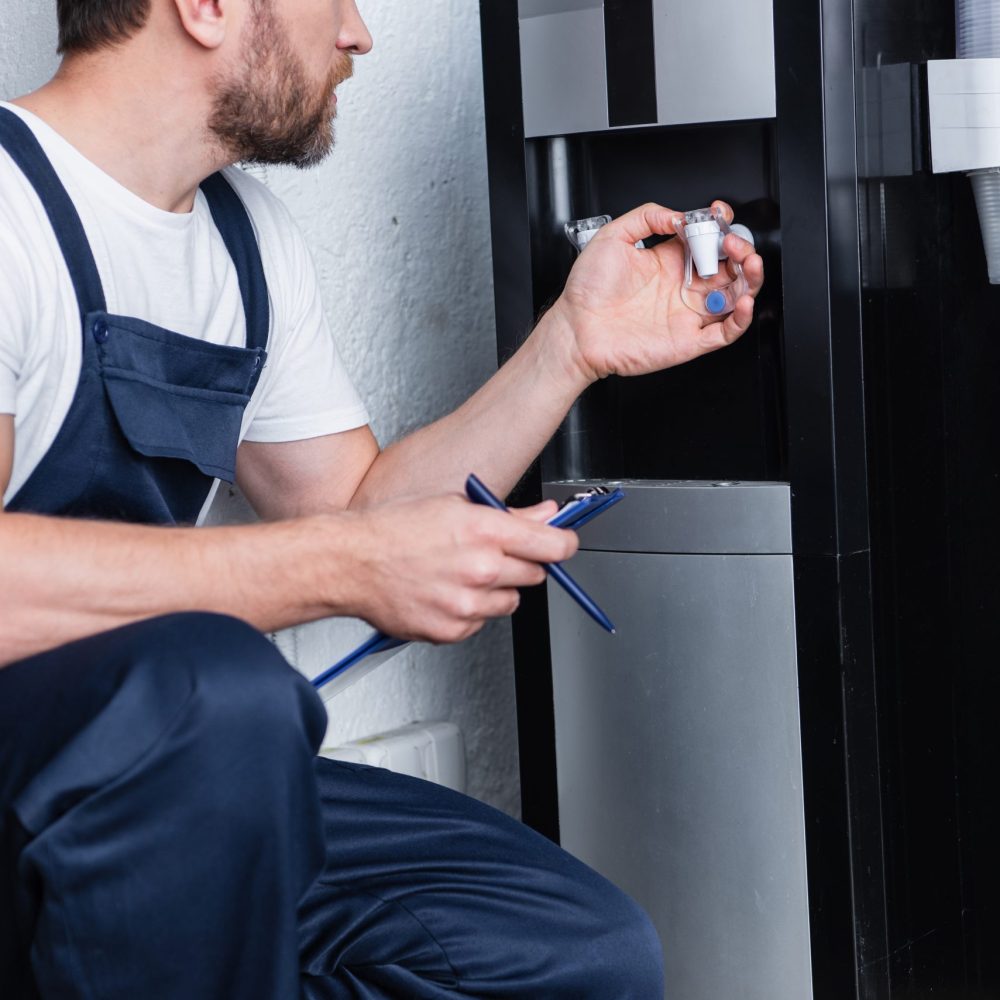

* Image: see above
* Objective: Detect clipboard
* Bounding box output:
[310,484,625,698]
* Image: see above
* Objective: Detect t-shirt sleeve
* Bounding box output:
[0,225,30,417]
[235,176,369,443]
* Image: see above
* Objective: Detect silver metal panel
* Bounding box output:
[519,8,609,139]
[651,0,776,126]
[548,548,812,1000]
[519,0,603,17]
[544,480,792,554]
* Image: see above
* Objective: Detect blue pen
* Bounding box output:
[313,483,623,691]
[465,474,616,635]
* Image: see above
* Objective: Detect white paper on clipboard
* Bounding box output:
[314,641,411,702]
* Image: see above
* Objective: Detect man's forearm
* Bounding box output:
[351,306,591,507]
[2,490,579,667]
[0,512,351,666]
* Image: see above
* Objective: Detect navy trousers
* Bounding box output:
[0,614,664,998]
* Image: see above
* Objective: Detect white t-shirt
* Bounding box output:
[0,102,369,517]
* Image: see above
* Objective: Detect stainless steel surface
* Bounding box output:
[518,5,609,139]
[651,0,776,127]
[518,0,603,16]
[519,1,775,139]
[546,479,792,554]
[545,481,812,999]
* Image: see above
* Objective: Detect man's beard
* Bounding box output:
[209,5,352,168]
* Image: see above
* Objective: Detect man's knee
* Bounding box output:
[108,612,327,764]
[7,612,326,852]
[572,880,664,999]
[613,896,665,998]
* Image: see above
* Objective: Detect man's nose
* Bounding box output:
[340,0,373,55]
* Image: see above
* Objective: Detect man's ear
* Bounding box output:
[171,0,230,50]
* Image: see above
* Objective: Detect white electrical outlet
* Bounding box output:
[320,722,466,794]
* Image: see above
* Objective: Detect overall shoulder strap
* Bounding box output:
[200,172,270,353]
[0,107,107,317]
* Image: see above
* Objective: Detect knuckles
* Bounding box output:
[443,620,477,644]
[463,553,502,587]
[379,497,581,643]
[424,613,479,645]
[447,591,482,623]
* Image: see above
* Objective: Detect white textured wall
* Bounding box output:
[3,2,522,815]
[0,6,58,95]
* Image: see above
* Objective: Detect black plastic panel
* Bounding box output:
[603,0,658,127]
[855,2,1000,996]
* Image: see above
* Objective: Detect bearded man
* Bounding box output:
[0,1,763,997]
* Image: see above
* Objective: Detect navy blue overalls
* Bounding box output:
[0,108,663,999]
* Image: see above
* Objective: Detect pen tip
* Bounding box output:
[610,628,617,636]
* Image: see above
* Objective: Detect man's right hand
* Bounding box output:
[0,464,573,664]
[333,494,577,644]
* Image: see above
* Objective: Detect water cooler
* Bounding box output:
[480,1,1000,997]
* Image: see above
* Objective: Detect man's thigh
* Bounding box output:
[301,758,664,999]
[1,618,209,996]
[1,614,327,1000]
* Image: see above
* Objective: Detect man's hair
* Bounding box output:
[56,0,151,55]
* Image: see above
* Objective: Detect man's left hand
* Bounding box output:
[551,200,764,384]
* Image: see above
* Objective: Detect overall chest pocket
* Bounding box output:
[93,312,266,483]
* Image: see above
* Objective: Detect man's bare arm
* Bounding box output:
[237,425,380,519]
[234,327,574,519]
[0,415,575,667]
[355,205,763,506]
[237,203,764,519]
[351,306,587,506]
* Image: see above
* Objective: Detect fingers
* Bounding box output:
[723,233,764,296]
[358,495,579,645]
[710,199,735,224]
[427,556,543,644]
[607,200,764,302]
[464,504,576,561]
[742,249,765,296]
[605,201,746,257]
[490,513,579,564]
[509,499,559,523]
[441,587,523,642]
[478,588,523,620]
[495,555,548,589]
[700,293,756,349]
[605,202,683,246]
[459,546,550,588]
[723,232,753,261]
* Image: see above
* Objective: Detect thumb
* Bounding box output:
[510,500,560,523]
[603,202,682,246]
